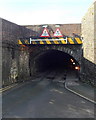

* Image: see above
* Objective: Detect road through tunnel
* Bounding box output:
[29,48,81,80]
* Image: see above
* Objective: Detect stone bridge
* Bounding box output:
[0,1,96,87]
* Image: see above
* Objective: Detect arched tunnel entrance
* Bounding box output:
[29,49,80,80]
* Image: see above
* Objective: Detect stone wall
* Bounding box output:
[81,2,96,86]
[80,58,96,85]
[82,1,96,65]
[0,18,2,89]
[1,18,34,87]
[94,1,96,86]
[0,18,2,119]
[94,2,96,64]
[82,3,94,63]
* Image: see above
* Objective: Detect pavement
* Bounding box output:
[65,75,95,104]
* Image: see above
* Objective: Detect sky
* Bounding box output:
[0,0,94,25]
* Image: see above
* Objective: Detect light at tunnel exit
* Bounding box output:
[70,59,74,63]
[75,66,80,70]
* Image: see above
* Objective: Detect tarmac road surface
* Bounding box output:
[2,71,94,118]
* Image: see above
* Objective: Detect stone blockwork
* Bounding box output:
[1,18,35,87]
[81,58,96,85]
[94,2,96,64]
[24,24,81,38]
[2,19,35,43]
[0,18,2,88]
[81,1,96,86]
[82,3,95,63]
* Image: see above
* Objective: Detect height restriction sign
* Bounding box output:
[53,28,63,37]
[40,28,50,37]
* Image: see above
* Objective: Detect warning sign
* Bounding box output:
[53,28,63,37]
[40,28,50,37]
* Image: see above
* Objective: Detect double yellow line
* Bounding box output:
[0,84,18,93]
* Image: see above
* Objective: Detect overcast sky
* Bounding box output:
[0,0,94,25]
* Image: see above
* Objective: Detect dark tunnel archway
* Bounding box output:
[29,49,80,78]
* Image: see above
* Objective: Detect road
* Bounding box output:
[2,71,94,118]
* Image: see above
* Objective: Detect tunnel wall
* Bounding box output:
[1,18,34,87]
[81,1,96,86]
